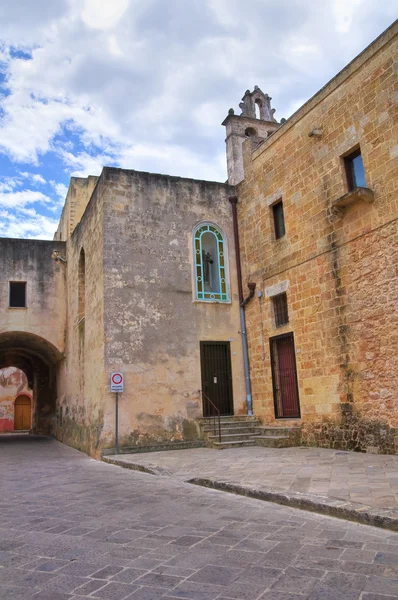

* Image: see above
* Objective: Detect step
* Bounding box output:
[210,439,258,449]
[203,425,260,434]
[207,432,261,441]
[255,435,295,448]
[199,415,258,423]
[256,426,300,437]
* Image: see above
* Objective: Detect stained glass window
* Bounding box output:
[194,224,229,302]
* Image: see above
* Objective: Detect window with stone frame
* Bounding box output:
[193,223,229,302]
[9,282,26,308]
[272,200,286,239]
[344,147,366,191]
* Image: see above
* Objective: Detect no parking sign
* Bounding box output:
[110,371,124,392]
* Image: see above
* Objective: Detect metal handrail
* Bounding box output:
[201,390,222,443]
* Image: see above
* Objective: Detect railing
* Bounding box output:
[201,390,222,443]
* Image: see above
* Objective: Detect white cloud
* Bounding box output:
[0,0,395,238]
[0,208,58,239]
[0,189,51,209]
[81,0,130,30]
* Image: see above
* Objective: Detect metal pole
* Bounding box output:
[115,392,119,454]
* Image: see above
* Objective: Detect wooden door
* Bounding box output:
[270,333,300,418]
[14,396,32,430]
[200,342,233,416]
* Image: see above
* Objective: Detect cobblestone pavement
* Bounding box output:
[1,435,398,600]
[107,447,398,513]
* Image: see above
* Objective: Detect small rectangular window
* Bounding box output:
[9,282,26,308]
[272,201,285,239]
[344,148,366,191]
[273,293,289,327]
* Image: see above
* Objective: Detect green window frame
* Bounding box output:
[194,224,229,302]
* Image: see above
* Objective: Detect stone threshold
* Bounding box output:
[103,455,398,533]
[101,440,205,456]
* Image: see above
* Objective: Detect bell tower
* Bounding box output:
[222,86,283,185]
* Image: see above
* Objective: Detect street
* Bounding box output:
[1,435,398,600]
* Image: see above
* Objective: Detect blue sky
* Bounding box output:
[0,0,396,239]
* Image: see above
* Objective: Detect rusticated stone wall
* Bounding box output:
[237,23,398,453]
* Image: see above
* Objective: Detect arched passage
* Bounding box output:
[0,332,62,436]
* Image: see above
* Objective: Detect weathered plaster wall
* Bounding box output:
[0,367,31,432]
[56,176,105,456]
[0,239,66,353]
[237,24,398,452]
[54,176,98,242]
[100,168,245,449]
[0,238,66,434]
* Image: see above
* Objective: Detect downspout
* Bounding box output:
[229,196,256,416]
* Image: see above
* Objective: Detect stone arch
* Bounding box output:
[0,332,63,435]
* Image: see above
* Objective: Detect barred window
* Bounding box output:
[273,293,289,327]
[194,223,229,302]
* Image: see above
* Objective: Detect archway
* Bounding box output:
[0,332,62,436]
[14,395,32,431]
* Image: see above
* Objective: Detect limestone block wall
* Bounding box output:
[100,168,245,449]
[54,176,98,242]
[237,23,398,453]
[56,176,106,455]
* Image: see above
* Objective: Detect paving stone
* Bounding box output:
[364,576,398,596]
[163,580,223,600]
[111,567,148,583]
[2,437,398,600]
[362,595,398,600]
[128,588,168,600]
[59,561,106,577]
[92,582,140,599]
[91,566,125,579]
[308,585,361,600]
[134,573,184,589]
[270,573,317,594]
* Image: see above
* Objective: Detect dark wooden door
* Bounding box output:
[270,333,300,418]
[14,396,32,430]
[200,342,233,416]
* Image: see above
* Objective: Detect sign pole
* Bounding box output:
[115,391,119,455]
[110,372,124,455]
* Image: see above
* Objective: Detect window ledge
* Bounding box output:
[333,187,374,210]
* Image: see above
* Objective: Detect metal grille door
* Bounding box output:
[200,342,233,416]
[270,334,300,418]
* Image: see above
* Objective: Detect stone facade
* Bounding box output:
[231,22,398,453]
[0,21,396,456]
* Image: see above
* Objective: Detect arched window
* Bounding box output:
[78,248,85,321]
[245,127,257,137]
[194,224,229,302]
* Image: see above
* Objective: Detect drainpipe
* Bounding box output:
[229,196,256,416]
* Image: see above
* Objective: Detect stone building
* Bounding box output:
[0,170,247,455]
[0,21,396,455]
[226,21,398,453]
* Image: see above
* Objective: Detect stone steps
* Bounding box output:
[200,415,301,450]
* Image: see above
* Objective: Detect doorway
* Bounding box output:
[270,333,300,418]
[200,341,233,416]
[14,395,32,431]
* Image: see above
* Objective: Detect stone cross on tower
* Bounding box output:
[222,86,283,185]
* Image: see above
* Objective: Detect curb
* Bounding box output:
[102,457,398,532]
[189,478,398,532]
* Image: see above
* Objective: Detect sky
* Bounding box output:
[0,1,396,240]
